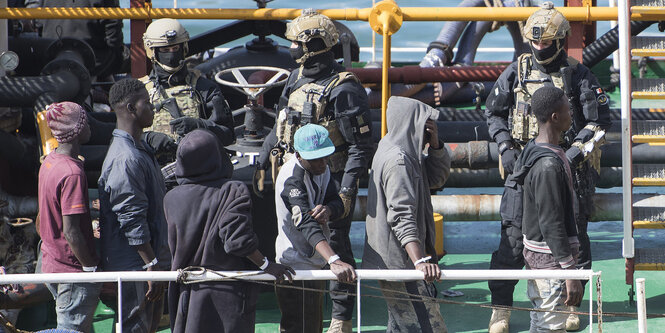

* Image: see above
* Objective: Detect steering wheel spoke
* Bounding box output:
[215,66,290,101]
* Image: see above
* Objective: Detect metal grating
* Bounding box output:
[633,207,665,228]
[633,164,665,186]
[633,120,665,136]
[633,79,665,93]
[632,0,665,6]
[634,248,665,271]
[632,36,665,50]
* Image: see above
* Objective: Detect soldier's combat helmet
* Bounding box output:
[143,18,190,72]
[285,9,339,64]
[523,2,570,65]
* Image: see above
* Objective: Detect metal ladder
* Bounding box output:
[619,0,665,302]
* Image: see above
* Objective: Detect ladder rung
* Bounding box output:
[634,248,665,271]
[633,220,665,228]
[632,49,665,57]
[633,120,665,142]
[633,135,665,143]
[633,165,665,186]
[632,92,665,99]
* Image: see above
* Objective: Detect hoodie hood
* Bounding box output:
[175,129,233,186]
[507,140,559,186]
[381,96,439,162]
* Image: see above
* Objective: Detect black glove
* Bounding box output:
[500,148,520,175]
[142,131,177,156]
[208,95,233,128]
[566,145,584,168]
[169,117,205,136]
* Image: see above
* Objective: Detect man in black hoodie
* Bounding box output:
[485,3,609,331]
[515,86,583,332]
[164,129,294,333]
[257,9,373,333]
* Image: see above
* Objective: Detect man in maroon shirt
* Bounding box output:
[38,101,100,332]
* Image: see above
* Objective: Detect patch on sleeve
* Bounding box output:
[291,205,303,227]
[289,188,302,198]
[595,87,608,105]
[396,152,405,165]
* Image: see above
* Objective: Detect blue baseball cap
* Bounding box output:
[294,124,336,160]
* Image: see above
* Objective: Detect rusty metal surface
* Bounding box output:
[353,193,664,222]
[347,65,507,84]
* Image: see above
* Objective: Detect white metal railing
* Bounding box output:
[0,269,601,333]
[619,0,634,259]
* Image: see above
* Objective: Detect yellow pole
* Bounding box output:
[369,0,402,137]
[2,6,656,21]
[381,28,390,137]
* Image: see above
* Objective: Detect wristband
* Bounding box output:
[82,266,97,272]
[328,254,341,265]
[142,258,158,270]
[259,257,270,270]
[414,256,432,266]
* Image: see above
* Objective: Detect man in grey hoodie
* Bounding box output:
[363,96,451,332]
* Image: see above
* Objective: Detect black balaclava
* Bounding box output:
[156,49,184,69]
[530,39,567,74]
[298,39,336,78]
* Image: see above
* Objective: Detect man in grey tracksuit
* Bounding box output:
[363,96,451,332]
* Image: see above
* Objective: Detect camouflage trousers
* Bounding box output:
[379,280,447,333]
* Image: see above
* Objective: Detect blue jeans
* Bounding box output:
[46,282,102,332]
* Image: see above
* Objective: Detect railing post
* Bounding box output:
[117,277,123,333]
[636,278,647,333]
[356,278,362,332]
[368,0,402,137]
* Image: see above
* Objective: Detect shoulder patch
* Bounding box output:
[289,188,302,198]
[594,87,609,105]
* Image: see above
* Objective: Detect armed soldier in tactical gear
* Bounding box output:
[141,18,234,166]
[484,3,610,333]
[257,9,373,333]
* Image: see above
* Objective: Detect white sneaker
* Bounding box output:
[566,306,581,331]
[488,309,511,333]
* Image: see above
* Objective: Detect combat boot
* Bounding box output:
[566,306,580,331]
[327,318,352,333]
[488,308,511,333]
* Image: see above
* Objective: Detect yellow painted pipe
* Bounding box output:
[382,29,390,137]
[0,6,660,21]
[0,7,371,20]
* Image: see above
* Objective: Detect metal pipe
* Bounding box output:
[0,190,38,218]
[382,29,389,137]
[618,0,634,260]
[636,278,647,333]
[1,6,655,21]
[352,193,664,222]
[0,269,595,284]
[348,65,505,84]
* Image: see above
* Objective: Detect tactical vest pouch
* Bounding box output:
[512,102,533,142]
[321,119,348,173]
[500,178,524,229]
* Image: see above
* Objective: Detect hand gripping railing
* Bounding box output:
[0,269,601,332]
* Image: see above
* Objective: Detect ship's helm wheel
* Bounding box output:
[214,66,290,102]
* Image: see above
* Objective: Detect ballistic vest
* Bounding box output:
[141,70,203,139]
[276,71,358,173]
[511,54,578,142]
